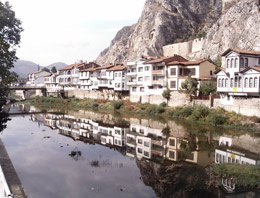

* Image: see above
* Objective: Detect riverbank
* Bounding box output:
[20,96,260,131]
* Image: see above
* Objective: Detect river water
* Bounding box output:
[1,104,260,198]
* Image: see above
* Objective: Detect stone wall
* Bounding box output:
[214,98,260,117]
[130,91,188,107]
[162,38,204,59]
[67,89,129,101]
[192,100,211,108]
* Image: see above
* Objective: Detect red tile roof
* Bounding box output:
[241,66,260,73]
[222,48,260,56]
[107,64,126,71]
[95,63,114,70]
[80,67,97,72]
[144,55,188,64]
[167,59,207,66]
[214,67,226,74]
[59,62,85,71]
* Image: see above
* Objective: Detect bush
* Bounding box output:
[208,112,227,125]
[189,105,209,121]
[113,101,123,110]
[170,106,193,117]
[146,104,165,115]
[160,102,167,108]
[199,81,217,96]
[92,103,99,109]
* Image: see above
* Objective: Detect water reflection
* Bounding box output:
[3,103,260,197]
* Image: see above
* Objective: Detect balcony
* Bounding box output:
[127,70,137,76]
[152,80,166,86]
[127,80,137,86]
[152,70,165,76]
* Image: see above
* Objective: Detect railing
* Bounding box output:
[152,70,165,75]
[0,165,13,198]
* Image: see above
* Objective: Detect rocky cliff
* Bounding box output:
[96,0,222,65]
[96,0,260,65]
[200,0,260,60]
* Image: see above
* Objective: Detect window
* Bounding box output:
[222,79,224,88]
[227,59,230,68]
[144,141,149,147]
[170,81,176,89]
[144,151,149,157]
[140,129,144,134]
[140,87,144,92]
[240,58,244,68]
[249,77,253,88]
[235,58,238,68]
[245,77,248,88]
[218,78,221,87]
[234,77,238,87]
[132,87,136,92]
[190,68,196,76]
[170,68,176,75]
[169,151,175,159]
[210,70,213,76]
[137,148,142,154]
[138,77,143,82]
[230,78,233,87]
[231,58,233,68]
[169,139,175,147]
[225,78,228,87]
[145,76,150,81]
[258,58,260,65]
[245,58,248,67]
[138,139,142,144]
[145,66,150,71]
[238,77,242,88]
[254,77,258,88]
[138,67,143,72]
[132,127,136,132]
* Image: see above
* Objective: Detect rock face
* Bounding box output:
[96,0,222,65]
[96,0,260,65]
[201,0,260,60]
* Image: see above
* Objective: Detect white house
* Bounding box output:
[44,73,61,96]
[27,70,50,87]
[127,55,187,96]
[167,59,215,91]
[216,48,260,105]
[58,62,84,90]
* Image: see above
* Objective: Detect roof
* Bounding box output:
[144,55,188,64]
[222,48,260,56]
[240,66,260,73]
[167,59,208,66]
[95,63,114,70]
[107,64,126,71]
[59,62,85,71]
[80,67,97,72]
[214,67,226,74]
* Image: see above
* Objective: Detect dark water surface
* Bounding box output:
[1,104,260,198]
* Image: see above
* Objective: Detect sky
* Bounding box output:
[6,0,146,66]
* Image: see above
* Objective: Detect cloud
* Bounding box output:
[5,0,146,65]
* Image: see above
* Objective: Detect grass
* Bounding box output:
[22,96,260,130]
[212,164,260,188]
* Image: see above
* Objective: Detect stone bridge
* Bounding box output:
[8,86,47,100]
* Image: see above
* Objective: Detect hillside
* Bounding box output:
[12,60,67,78]
[96,0,260,64]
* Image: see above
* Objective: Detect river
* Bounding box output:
[0,103,260,198]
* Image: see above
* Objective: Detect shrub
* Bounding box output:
[113,101,123,110]
[208,112,227,125]
[160,102,167,108]
[162,89,171,100]
[199,81,217,96]
[92,103,99,109]
[189,105,209,121]
[146,104,165,115]
[170,106,193,117]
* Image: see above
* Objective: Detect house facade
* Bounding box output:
[27,70,50,87]
[167,59,215,91]
[44,73,61,96]
[126,55,187,96]
[216,48,260,104]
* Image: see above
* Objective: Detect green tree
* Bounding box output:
[180,76,198,96]
[42,67,50,72]
[51,66,57,73]
[162,88,171,105]
[208,56,222,70]
[0,1,23,89]
[199,81,217,96]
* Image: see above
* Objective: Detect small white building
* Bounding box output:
[27,70,50,87]
[127,55,187,96]
[216,48,260,105]
[44,73,61,96]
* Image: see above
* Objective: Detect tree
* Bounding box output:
[199,81,217,96]
[208,56,222,70]
[51,66,57,73]
[162,88,171,105]
[0,1,23,89]
[42,67,50,72]
[180,76,198,96]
